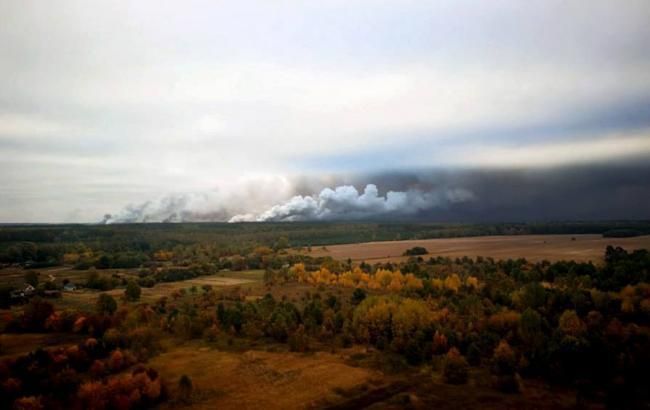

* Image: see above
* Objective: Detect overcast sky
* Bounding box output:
[1,1,650,222]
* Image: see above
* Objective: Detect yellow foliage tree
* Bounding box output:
[465,276,480,290]
[444,274,461,292]
[404,273,424,291]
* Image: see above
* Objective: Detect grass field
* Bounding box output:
[303,234,650,263]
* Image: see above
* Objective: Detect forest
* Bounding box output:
[2,221,650,268]
[0,223,648,409]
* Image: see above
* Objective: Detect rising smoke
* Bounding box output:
[103,182,475,224]
[228,184,474,222]
[103,193,230,223]
[102,176,296,223]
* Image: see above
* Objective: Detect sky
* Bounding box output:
[1,0,650,223]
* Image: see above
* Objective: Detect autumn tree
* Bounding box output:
[491,340,519,392]
[558,310,586,337]
[442,348,469,384]
[22,298,54,331]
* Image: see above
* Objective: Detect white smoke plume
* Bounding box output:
[103,176,295,223]
[104,193,226,223]
[228,184,475,222]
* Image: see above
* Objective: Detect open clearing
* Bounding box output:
[304,234,650,263]
[151,344,381,410]
[49,270,263,309]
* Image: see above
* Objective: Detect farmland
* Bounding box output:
[304,234,650,263]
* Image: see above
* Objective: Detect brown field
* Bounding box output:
[304,234,650,264]
[151,344,381,410]
[150,342,580,410]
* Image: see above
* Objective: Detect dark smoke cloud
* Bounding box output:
[350,161,650,221]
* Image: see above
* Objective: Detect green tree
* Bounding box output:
[519,308,543,348]
[96,293,117,315]
[124,280,141,302]
[351,288,367,305]
[520,282,546,310]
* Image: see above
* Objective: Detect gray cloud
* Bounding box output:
[1,1,650,222]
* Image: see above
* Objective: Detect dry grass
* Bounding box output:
[303,234,650,264]
[151,344,381,410]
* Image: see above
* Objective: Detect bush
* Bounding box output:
[492,340,520,392]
